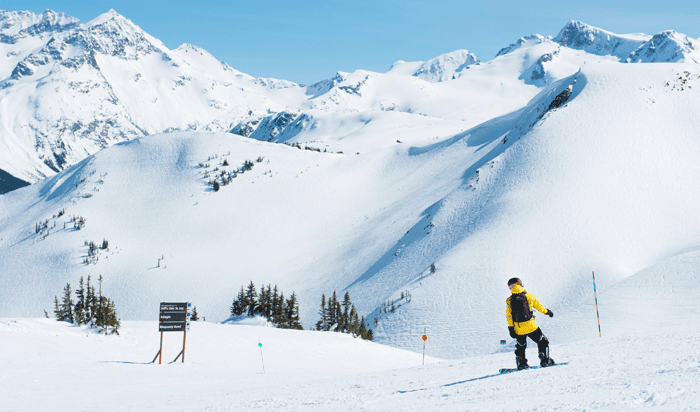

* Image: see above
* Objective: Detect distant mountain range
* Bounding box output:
[0,10,697,188]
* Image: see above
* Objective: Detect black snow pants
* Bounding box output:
[514,327,550,359]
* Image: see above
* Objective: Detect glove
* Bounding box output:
[546,309,554,318]
[508,326,517,339]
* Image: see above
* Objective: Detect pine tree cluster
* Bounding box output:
[315,291,373,340]
[230,281,303,330]
[201,154,262,191]
[53,275,121,335]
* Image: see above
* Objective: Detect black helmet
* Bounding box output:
[507,277,522,287]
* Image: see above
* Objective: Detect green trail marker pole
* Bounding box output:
[258,341,266,373]
[593,271,602,338]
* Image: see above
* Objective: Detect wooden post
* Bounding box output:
[173,331,187,363]
[182,330,187,363]
[593,271,602,338]
[152,331,163,364]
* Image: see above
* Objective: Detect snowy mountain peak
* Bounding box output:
[412,49,478,82]
[553,20,649,60]
[386,49,478,82]
[84,9,127,28]
[0,10,37,35]
[554,20,599,43]
[628,30,700,63]
[306,72,346,95]
[0,9,79,38]
[495,34,547,57]
[80,9,166,60]
[175,42,206,53]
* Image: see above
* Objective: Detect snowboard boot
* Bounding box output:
[539,352,555,367]
[516,356,530,370]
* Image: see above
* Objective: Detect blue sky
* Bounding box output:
[4,0,700,84]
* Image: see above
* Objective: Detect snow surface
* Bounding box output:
[2,314,699,411]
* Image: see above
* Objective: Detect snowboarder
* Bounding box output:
[506,277,555,370]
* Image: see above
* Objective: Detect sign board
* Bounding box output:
[159,302,191,332]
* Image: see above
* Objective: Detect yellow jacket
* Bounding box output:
[506,284,549,335]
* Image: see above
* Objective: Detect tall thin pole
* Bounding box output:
[258,340,266,373]
[593,271,602,338]
[422,327,427,365]
[182,330,187,363]
[152,331,163,364]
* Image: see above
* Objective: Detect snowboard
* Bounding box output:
[499,361,569,374]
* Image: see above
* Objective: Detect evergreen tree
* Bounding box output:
[191,306,200,321]
[341,291,352,332]
[271,285,280,322]
[85,275,96,324]
[358,316,368,340]
[328,291,338,330]
[333,296,342,331]
[59,283,74,323]
[349,305,360,335]
[230,286,247,316]
[53,296,62,320]
[92,275,120,334]
[285,292,303,330]
[315,290,372,340]
[244,281,258,316]
[315,294,327,331]
[273,291,287,327]
[258,284,273,318]
[74,277,86,325]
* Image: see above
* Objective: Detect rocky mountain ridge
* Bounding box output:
[0,11,698,185]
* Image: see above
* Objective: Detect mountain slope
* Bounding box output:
[371,62,700,357]
[2,61,700,360]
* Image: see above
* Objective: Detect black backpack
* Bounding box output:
[510,292,533,323]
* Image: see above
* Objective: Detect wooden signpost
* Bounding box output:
[152,302,191,364]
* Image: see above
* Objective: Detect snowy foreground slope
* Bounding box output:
[2,61,700,362]
[2,310,699,411]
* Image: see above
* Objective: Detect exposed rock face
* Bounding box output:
[553,21,648,61]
